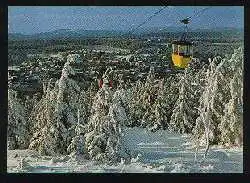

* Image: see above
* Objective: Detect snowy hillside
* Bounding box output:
[7,127,242,173]
[7,47,243,173]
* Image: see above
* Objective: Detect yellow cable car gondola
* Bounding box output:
[171,40,193,69]
[171,18,193,69]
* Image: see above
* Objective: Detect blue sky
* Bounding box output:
[8,6,244,35]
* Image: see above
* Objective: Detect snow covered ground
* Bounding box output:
[7,127,243,173]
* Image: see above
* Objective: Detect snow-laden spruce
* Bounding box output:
[193,47,243,157]
[29,57,82,155]
[169,66,201,134]
[128,67,164,130]
[127,80,145,127]
[28,80,60,155]
[67,103,87,160]
[148,78,168,131]
[159,74,180,129]
[127,67,179,131]
[84,73,130,164]
[218,47,243,146]
[66,86,98,159]
[193,58,222,157]
[8,89,30,149]
[140,67,158,128]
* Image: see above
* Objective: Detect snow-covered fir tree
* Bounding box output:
[84,70,129,164]
[169,70,192,133]
[8,89,30,149]
[160,74,180,128]
[29,56,81,155]
[66,84,98,158]
[146,79,168,131]
[24,94,40,138]
[127,67,179,131]
[207,57,231,145]
[193,56,227,157]
[169,64,202,134]
[112,74,129,126]
[127,80,145,127]
[218,47,243,146]
[67,106,87,159]
[29,80,59,155]
[192,47,243,157]
[140,67,159,128]
[23,94,39,118]
[108,86,130,161]
[83,82,99,121]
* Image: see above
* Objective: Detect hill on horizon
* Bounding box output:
[8,27,244,41]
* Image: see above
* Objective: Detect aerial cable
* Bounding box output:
[153,4,212,32]
[122,6,169,37]
[184,6,212,23]
[192,7,212,19]
[120,5,212,40]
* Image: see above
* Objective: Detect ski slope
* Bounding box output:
[7,127,243,173]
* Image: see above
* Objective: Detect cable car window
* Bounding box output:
[172,44,178,54]
[178,45,185,55]
[190,46,193,56]
[185,45,190,56]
